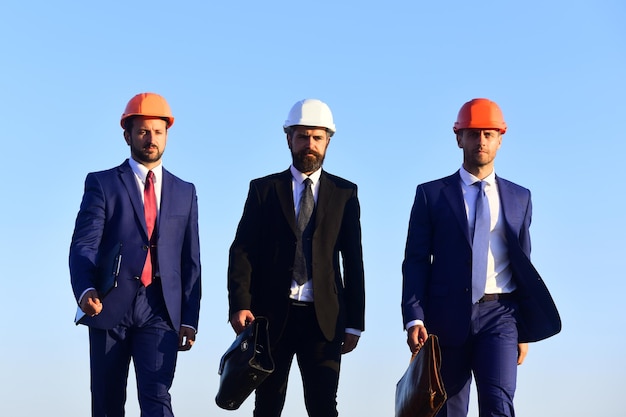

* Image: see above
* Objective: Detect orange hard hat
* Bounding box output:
[120,93,174,129]
[453,98,507,134]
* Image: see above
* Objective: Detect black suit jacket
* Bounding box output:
[228,169,365,342]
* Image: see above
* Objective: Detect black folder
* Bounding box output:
[74,243,122,324]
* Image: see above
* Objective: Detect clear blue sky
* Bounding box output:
[1,1,624,416]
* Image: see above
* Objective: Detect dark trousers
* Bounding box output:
[254,302,342,417]
[88,282,179,417]
[437,299,519,417]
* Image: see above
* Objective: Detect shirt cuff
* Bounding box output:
[345,328,361,337]
[405,319,424,331]
[181,324,197,334]
[78,288,96,305]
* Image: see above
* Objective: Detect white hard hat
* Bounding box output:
[283,99,336,135]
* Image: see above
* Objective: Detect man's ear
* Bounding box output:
[124,131,131,145]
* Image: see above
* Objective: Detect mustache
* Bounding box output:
[297,149,322,158]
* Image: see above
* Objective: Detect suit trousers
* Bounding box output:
[436,299,519,417]
[254,301,342,417]
[88,281,179,417]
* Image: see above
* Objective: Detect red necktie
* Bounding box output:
[141,170,157,287]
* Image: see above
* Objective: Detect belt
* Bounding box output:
[290,300,313,307]
[478,293,515,303]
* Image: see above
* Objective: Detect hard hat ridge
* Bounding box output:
[453,98,507,134]
[120,92,175,129]
[283,98,336,136]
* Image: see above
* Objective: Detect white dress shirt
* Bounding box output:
[459,167,516,296]
[128,157,163,216]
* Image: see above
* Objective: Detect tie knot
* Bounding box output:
[303,178,312,187]
[475,180,486,193]
[146,170,154,182]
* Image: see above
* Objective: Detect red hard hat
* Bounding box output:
[453,98,507,134]
[120,93,174,129]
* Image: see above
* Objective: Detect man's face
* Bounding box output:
[124,116,168,168]
[456,128,502,172]
[287,126,330,175]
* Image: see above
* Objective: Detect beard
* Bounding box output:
[292,148,325,173]
[130,142,164,165]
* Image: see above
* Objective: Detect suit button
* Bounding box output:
[134,276,140,280]
[142,245,149,251]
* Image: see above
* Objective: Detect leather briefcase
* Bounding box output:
[395,334,447,417]
[215,317,275,410]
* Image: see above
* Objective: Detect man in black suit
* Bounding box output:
[228,99,365,417]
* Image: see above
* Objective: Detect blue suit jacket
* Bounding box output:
[402,171,560,344]
[70,160,201,331]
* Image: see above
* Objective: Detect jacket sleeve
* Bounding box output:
[401,184,432,326]
[69,173,106,302]
[180,184,202,331]
[227,181,261,316]
[338,186,366,332]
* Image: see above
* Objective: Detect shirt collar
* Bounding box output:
[459,166,496,187]
[128,157,163,184]
[290,165,322,185]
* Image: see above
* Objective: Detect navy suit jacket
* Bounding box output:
[402,171,560,345]
[228,169,365,343]
[70,160,201,331]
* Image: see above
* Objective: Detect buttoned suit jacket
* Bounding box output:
[228,169,365,343]
[402,171,560,345]
[70,159,201,331]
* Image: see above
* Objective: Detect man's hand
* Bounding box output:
[79,290,102,317]
[230,310,255,334]
[517,343,528,365]
[341,333,360,354]
[407,324,429,353]
[178,326,196,351]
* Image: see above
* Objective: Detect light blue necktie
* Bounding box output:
[472,181,490,303]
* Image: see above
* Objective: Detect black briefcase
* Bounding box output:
[215,317,275,410]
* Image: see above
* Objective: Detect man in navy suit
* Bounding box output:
[228,99,365,417]
[70,93,202,417]
[402,98,560,416]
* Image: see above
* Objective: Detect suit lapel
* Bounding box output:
[315,171,335,229]
[159,169,174,235]
[442,171,471,245]
[276,170,297,233]
[496,176,524,233]
[118,160,149,237]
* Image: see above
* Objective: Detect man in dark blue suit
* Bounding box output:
[402,98,560,416]
[70,93,202,417]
